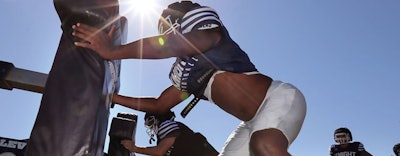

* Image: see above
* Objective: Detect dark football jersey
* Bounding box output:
[330,142,366,156]
[156,120,216,156]
[164,6,257,97]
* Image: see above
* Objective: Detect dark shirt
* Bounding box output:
[166,6,257,97]
[157,120,216,156]
[330,142,366,156]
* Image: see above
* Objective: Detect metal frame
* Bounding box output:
[0,60,47,93]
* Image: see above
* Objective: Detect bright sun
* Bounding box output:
[127,0,159,15]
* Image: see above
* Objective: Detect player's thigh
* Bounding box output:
[250,128,292,156]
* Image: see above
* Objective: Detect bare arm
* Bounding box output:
[112,85,190,114]
[72,23,221,60]
[121,137,176,156]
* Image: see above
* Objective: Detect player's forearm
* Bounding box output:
[132,146,165,156]
[112,94,158,112]
[111,43,142,60]
[117,35,177,59]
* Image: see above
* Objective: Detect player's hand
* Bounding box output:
[121,139,137,152]
[72,23,116,59]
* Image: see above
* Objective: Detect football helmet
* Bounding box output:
[394,143,400,156]
[144,111,176,143]
[158,1,200,35]
[334,127,353,144]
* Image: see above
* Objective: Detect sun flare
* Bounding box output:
[127,0,159,15]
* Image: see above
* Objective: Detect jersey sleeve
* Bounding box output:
[180,6,223,34]
[356,142,366,151]
[329,145,335,155]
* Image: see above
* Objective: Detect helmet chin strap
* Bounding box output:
[146,122,159,144]
[149,134,156,144]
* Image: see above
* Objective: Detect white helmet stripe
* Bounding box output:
[158,120,179,139]
[182,16,220,34]
[182,12,218,29]
[181,7,221,34]
[182,10,218,27]
[182,7,218,20]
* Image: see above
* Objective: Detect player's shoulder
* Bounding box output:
[329,144,337,150]
[350,141,367,151]
[351,141,363,146]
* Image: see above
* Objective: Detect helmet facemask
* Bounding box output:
[158,1,200,35]
[334,132,352,144]
[145,115,158,144]
[158,14,181,35]
[144,111,176,144]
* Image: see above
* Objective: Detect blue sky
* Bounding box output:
[1,0,400,155]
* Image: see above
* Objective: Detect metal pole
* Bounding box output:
[0,61,47,93]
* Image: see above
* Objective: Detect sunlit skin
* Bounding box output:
[72,23,271,121]
[71,2,292,155]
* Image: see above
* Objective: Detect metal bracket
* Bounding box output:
[0,60,48,93]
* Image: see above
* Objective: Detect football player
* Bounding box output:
[329,127,372,156]
[393,143,400,156]
[120,111,218,156]
[72,1,307,155]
